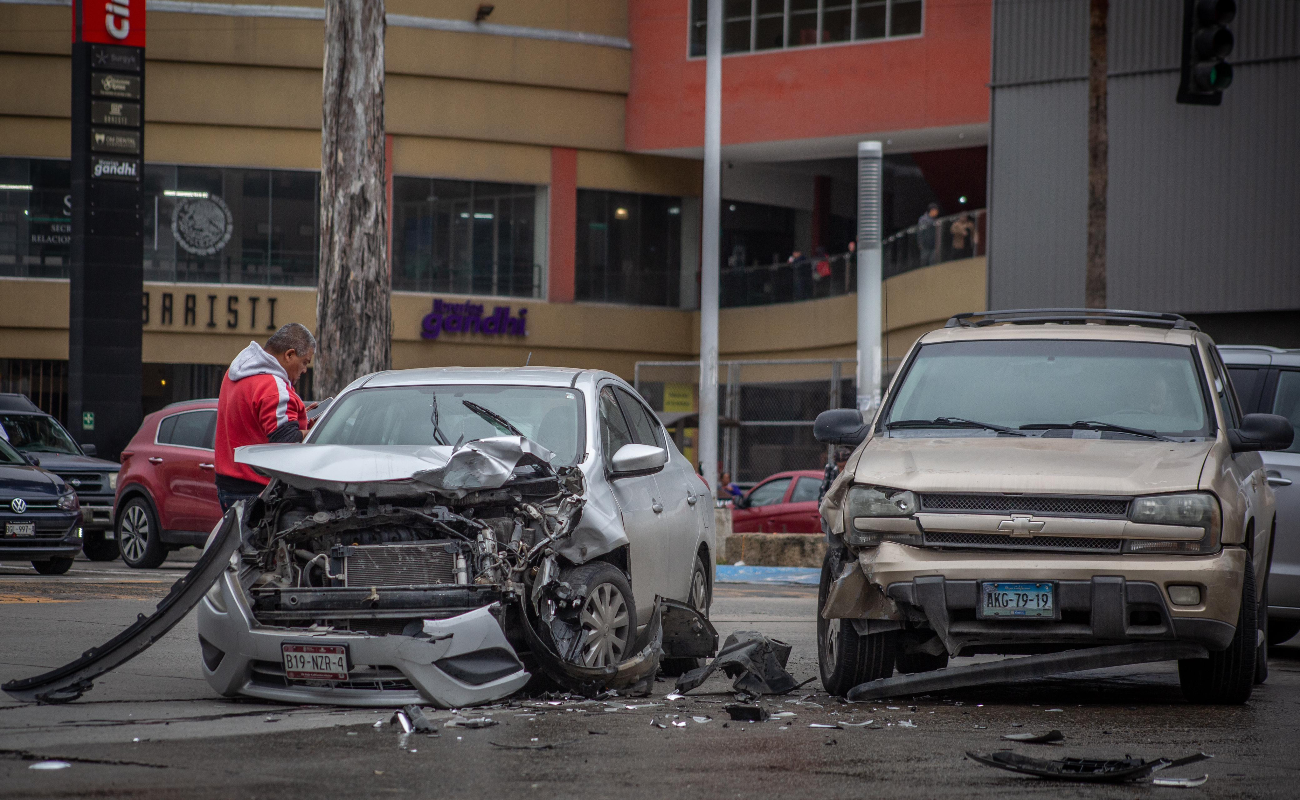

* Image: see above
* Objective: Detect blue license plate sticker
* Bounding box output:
[981,582,1054,618]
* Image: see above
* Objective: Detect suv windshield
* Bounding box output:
[310,385,586,466]
[884,340,1212,439]
[0,413,83,455]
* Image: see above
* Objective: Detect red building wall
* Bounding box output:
[626,0,991,152]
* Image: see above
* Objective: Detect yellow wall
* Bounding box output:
[0,258,987,380]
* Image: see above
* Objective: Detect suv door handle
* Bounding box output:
[652,502,664,514]
[1267,471,1293,487]
[199,463,215,470]
[147,457,164,464]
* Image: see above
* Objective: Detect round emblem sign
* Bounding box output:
[10,498,26,514]
[171,194,234,256]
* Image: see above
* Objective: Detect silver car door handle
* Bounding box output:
[652,502,664,514]
[148,457,163,464]
[1267,472,1293,486]
[199,463,215,470]
[686,495,698,505]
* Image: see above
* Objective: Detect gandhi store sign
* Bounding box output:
[421,299,528,341]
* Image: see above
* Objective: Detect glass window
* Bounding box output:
[312,385,585,467]
[1270,371,1300,454]
[168,410,215,449]
[0,158,72,279]
[0,413,81,455]
[157,414,178,444]
[392,177,544,298]
[1226,367,1264,413]
[885,340,1214,439]
[690,0,923,55]
[789,476,822,504]
[576,190,682,307]
[599,386,636,470]
[615,387,665,448]
[746,477,792,507]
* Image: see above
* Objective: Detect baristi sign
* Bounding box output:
[421,299,528,341]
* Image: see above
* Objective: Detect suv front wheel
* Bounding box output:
[116,497,167,569]
[818,545,897,696]
[1178,560,1259,704]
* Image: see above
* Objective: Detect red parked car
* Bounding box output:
[729,469,825,533]
[114,399,223,568]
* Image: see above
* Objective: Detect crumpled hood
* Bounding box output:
[234,436,557,497]
[854,435,1214,496]
[227,341,289,383]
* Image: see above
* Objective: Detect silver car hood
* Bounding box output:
[234,436,557,497]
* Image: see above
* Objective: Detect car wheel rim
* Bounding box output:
[119,505,148,563]
[823,617,840,667]
[579,583,630,668]
[690,564,708,616]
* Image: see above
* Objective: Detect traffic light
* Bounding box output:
[1177,0,1236,105]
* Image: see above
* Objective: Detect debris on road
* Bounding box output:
[28,761,71,771]
[724,704,770,722]
[966,751,1212,783]
[676,632,798,696]
[445,717,499,729]
[1001,730,1065,744]
[1152,775,1210,788]
[403,706,439,735]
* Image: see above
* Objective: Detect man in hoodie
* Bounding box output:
[214,322,316,512]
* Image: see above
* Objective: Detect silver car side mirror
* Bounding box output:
[610,443,668,474]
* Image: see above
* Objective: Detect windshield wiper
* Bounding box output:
[430,394,449,446]
[462,400,524,437]
[886,417,1026,436]
[1019,420,1173,442]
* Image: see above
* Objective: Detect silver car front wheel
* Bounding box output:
[580,582,632,668]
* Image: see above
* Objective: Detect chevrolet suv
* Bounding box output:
[815,310,1293,704]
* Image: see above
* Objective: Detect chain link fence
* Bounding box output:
[634,357,902,485]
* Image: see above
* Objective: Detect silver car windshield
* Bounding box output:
[884,340,1213,438]
[310,384,586,466]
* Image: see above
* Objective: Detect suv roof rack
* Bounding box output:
[946,308,1199,331]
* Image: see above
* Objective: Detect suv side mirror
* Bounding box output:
[23,453,40,467]
[80,443,97,457]
[1227,413,1295,453]
[610,443,668,474]
[814,408,870,446]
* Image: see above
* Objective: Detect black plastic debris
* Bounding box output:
[966,751,1212,783]
[1000,730,1064,745]
[676,632,798,696]
[724,704,771,722]
[446,717,499,729]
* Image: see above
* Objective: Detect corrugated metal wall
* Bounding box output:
[989,0,1300,314]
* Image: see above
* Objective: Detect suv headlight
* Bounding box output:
[1125,492,1221,554]
[57,490,80,512]
[107,471,118,491]
[845,485,919,547]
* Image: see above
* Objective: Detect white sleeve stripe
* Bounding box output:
[274,377,290,429]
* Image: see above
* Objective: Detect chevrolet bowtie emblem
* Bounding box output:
[998,514,1045,537]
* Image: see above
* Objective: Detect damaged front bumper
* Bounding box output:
[197,567,531,708]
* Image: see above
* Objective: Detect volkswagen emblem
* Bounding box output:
[10,498,26,514]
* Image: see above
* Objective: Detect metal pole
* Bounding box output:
[856,141,883,417]
[699,0,722,496]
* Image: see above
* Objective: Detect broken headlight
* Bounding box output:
[1124,492,1221,554]
[845,484,918,547]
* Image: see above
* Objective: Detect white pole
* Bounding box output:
[856,141,883,418]
[699,0,722,497]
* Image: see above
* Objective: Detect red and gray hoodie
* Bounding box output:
[214,341,307,492]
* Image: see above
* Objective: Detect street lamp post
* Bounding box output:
[856,141,883,417]
[699,0,722,497]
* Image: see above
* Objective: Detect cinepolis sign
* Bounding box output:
[421,299,528,341]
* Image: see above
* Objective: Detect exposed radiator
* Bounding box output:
[339,542,461,587]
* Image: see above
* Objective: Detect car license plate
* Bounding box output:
[5,522,35,537]
[981,582,1055,619]
[281,643,349,681]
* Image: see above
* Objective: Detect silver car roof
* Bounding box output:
[1219,345,1300,368]
[360,366,590,389]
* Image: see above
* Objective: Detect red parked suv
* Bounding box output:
[729,469,826,534]
[114,399,224,568]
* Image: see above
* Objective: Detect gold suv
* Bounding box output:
[815,310,1294,704]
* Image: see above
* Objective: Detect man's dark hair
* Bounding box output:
[265,322,316,356]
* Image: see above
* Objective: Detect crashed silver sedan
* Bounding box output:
[4,368,717,708]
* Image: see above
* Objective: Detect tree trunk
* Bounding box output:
[1085,0,1108,309]
[317,0,389,397]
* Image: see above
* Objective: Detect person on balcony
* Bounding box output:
[950,212,977,259]
[917,203,941,266]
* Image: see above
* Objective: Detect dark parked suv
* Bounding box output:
[0,434,82,574]
[0,394,121,561]
[114,399,223,568]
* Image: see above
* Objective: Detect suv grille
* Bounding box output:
[54,472,107,494]
[920,493,1129,517]
[924,531,1123,553]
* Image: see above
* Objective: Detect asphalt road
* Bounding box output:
[1,555,1298,799]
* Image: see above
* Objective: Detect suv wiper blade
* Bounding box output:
[462,400,524,437]
[1019,420,1173,442]
[886,417,1026,436]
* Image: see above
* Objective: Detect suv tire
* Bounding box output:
[818,546,897,696]
[82,530,120,561]
[1178,560,1258,704]
[32,557,73,575]
[116,497,167,569]
[661,554,711,677]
